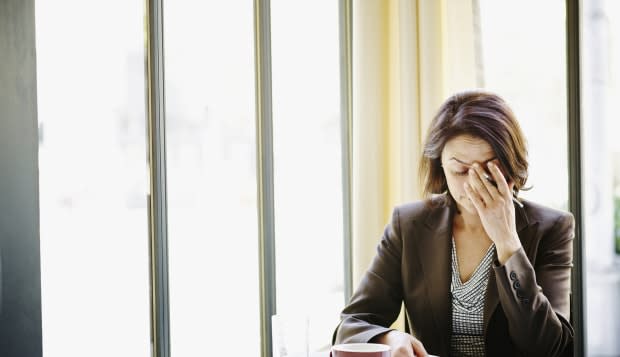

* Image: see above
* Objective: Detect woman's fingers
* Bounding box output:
[487,161,510,197]
[410,337,428,357]
[464,182,484,213]
[379,330,427,357]
[468,163,495,204]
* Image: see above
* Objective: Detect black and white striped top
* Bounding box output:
[450,238,495,357]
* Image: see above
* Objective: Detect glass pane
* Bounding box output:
[582,1,620,354]
[35,1,151,356]
[271,0,344,353]
[163,2,260,356]
[478,0,568,210]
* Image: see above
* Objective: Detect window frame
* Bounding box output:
[566,0,586,355]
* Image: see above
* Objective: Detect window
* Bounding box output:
[35,1,151,355]
[271,0,345,352]
[582,1,620,354]
[163,1,261,356]
[33,1,347,355]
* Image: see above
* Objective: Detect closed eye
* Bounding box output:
[452,170,469,176]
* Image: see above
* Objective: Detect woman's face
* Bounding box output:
[440,135,501,214]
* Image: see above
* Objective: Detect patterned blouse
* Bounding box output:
[450,238,495,357]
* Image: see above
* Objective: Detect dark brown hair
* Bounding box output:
[419,90,529,205]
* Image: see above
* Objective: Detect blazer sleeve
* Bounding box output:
[332,207,405,344]
[492,212,575,357]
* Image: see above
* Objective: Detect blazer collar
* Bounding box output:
[416,196,454,354]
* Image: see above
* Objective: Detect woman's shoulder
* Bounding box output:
[393,194,450,222]
[520,198,575,228]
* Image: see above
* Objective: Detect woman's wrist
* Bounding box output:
[495,233,521,265]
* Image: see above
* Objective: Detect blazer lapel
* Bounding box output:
[483,200,538,336]
[416,201,454,351]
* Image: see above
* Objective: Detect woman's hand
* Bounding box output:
[372,330,428,357]
[464,161,522,264]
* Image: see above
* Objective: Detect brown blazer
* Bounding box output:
[333,195,574,357]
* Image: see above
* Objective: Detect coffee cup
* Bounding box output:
[330,343,390,357]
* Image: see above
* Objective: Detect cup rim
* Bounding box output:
[331,343,391,352]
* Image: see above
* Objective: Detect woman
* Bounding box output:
[333,90,574,357]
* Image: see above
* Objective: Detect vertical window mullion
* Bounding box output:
[0,1,42,355]
[254,0,277,356]
[339,0,354,304]
[566,0,585,355]
[146,0,171,356]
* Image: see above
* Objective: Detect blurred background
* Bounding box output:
[0,0,618,356]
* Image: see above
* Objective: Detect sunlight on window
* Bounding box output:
[271,0,344,353]
[35,1,151,356]
[582,0,620,354]
[163,2,260,356]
